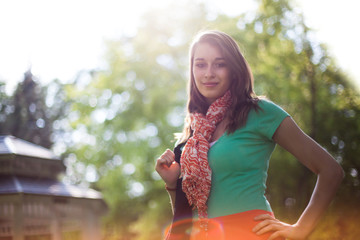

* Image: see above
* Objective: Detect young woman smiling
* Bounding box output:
[155,30,343,240]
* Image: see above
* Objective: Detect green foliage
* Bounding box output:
[0,71,67,148]
[0,82,10,125]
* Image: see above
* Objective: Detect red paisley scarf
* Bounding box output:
[180,91,232,219]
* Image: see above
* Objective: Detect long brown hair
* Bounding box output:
[178,30,259,143]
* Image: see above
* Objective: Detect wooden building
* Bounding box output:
[0,135,106,240]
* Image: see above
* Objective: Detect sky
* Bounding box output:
[0,0,359,94]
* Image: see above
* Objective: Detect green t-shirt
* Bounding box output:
[206,99,289,218]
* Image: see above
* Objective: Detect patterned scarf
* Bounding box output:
[180,91,232,219]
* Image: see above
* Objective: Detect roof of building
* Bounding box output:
[0,135,103,201]
[0,175,103,200]
[0,135,59,160]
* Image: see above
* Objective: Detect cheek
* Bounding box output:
[193,70,203,86]
[193,68,203,80]
[227,75,232,87]
[222,71,232,87]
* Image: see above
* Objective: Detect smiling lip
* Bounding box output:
[203,82,218,87]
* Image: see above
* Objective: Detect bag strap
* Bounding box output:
[165,142,192,240]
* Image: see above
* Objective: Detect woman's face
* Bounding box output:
[192,42,231,104]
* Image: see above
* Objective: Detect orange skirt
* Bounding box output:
[166,210,283,240]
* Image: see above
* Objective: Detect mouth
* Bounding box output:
[203,82,218,87]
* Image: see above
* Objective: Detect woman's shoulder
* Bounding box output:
[257,98,287,112]
[257,98,277,108]
[248,98,290,138]
[252,98,289,119]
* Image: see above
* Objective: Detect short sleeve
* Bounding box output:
[255,100,290,140]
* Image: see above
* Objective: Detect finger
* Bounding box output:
[254,214,273,221]
[156,155,172,168]
[157,151,172,165]
[159,157,173,168]
[163,149,175,160]
[255,223,281,236]
[155,158,165,171]
[252,219,278,233]
[253,215,277,232]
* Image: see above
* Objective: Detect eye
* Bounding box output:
[214,62,227,68]
[195,63,206,68]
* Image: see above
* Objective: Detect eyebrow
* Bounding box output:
[194,57,226,61]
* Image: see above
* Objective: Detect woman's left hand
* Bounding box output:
[252,214,308,240]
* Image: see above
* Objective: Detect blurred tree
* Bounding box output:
[0,82,11,127]
[0,71,69,149]
[245,0,360,217]
[0,70,52,147]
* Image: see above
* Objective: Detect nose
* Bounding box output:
[205,66,215,78]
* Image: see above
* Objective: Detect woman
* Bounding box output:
[155,30,343,240]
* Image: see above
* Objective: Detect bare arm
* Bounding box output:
[253,117,344,239]
[155,149,181,214]
[166,188,177,214]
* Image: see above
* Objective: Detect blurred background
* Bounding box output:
[0,0,359,239]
